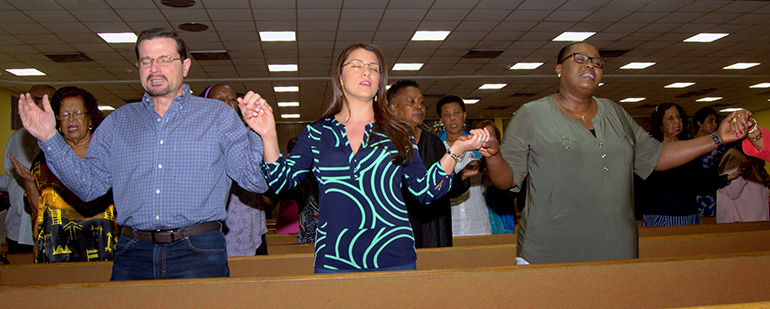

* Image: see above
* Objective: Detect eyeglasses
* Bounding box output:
[344,59,381,74]
[58,109,88,120]
[560,53,607,69]
[135,56,181,68]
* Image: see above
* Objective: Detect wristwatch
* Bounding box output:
[446,149,463,162]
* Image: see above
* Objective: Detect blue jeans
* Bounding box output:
[111,229,229,281]
[314,262,416,274]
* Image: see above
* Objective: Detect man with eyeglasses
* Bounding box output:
[17,28,268,280]
[2,85,55,254]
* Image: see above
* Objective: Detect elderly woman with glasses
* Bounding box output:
[481,42,751,265]
[240,43,488,273]
[11,86,116,263]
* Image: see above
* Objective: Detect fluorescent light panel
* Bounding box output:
[723,63,760,70]
[274,86,298,92]
[509,62,543,70]
[552,32,595,42]
[683,33,729,43]
[411,31,450,41]
[259,31,296,42]
[392,63,423,71]
[463,99,479,104]
[281,114,300,118]
[268,64,298,72]
[98,105,115,111]
[277,102,299,107]
[620,98,645,103]
[697,97,723,102]
[620,62,655,69]
[750,83,770,88]
[478,83,506,90]
[6,68,45,76]
[665,82,695,88]
[720,108,743,112]
[98,32,137,43]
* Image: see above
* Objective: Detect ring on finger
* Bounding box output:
[731,117,737,123]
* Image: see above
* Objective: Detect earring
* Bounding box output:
[57,127,62,133]
[88,124,93,130]
[557,73,561,78]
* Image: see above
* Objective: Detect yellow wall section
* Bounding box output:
[0,88,16,174]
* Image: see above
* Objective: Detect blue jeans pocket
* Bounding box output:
[114,236,134,256]
[185,232,225,254]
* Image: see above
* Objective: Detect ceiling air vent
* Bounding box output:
[509,92,539,98]
[597,50,631,58]
[675,88,717,98]
[463,49,504,59]
[45,52,93,63]
[190,50,230,61]
[486,106,510,111]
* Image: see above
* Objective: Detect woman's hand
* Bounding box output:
[718,109,751,144]
[478,135,500,158]
[451,128,488,154]
[9,155,35,186]
[18,93,57,142]
[238,91,276,139]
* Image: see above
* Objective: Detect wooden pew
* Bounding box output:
[2,252,769,307]
[4,230,770,285]
[5,221,766,264]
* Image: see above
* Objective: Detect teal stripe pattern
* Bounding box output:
[261,117,453,270]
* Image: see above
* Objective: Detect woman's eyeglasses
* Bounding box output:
[560,53,606,69]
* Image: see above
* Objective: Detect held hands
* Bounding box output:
[238,91,276,139]
[478,134,500,159]
[17,93,57,141]
[453,128,489,153]
[717,109,752,144]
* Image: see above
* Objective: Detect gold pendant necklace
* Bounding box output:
[555,95,591,122]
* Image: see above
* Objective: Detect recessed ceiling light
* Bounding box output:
[665,82,695,88]
[274,86,298,92]
[259,31,296,42]
[178,22,208,32]
[392,63,423,71]
[720,108,743,112]
[552,32,595,42]
[98,105,115,111]
[683,33,729,43]
[697,97,723,102]
[411,31,451,41]
[463,99,480,104]
[277,102,299,107]
[478,83,506,90]
[620,62,655,69]
[750,83,770,88]
[98,32,137,43]
[6,68,45,76]
[723,63,760,70]
[281,114,300,119]
[268,64,298,72]
[620,97,645,103]
[509,62,543,70]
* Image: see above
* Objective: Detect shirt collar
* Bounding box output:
[142,84,192,110]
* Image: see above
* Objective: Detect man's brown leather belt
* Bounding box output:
[121,221,221,244]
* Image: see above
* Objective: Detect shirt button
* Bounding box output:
[157,118,161,122]
[603,167,609,171]
[599,142,604,147]
[47,147,52,151]
[160,140,164,145]
[602,154,606,158]
[155,215,159,220]
[158,164,163,169]
[156,189,160,194]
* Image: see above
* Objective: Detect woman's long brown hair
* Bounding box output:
[320,43,414,165]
